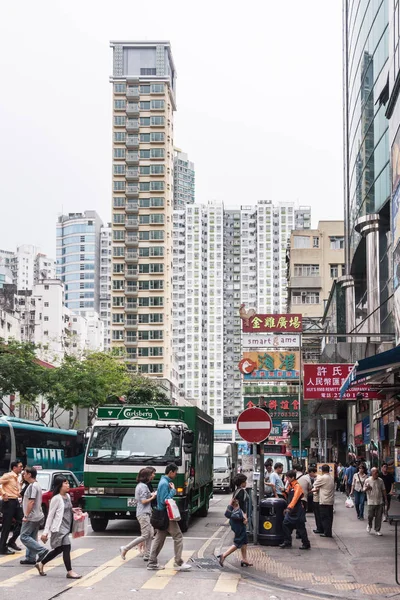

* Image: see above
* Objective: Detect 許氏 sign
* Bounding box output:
[303,364,383,400]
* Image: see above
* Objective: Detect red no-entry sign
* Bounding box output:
[236,407,272,444]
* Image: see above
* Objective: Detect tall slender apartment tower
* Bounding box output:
[110,41,177,400]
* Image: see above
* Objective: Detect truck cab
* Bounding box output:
[213,442,238,493]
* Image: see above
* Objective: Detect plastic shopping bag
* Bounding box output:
[165,498,181,521]
[345,496,354,508]
[72,511,89,538]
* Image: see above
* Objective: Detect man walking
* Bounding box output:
[344,462,357,496]
[0,460,23,554]
[379,463,394,522]
[19,466,48,565]
[312,465,334,537]
[147,464,191,571]
[365,467,387,535]
[279,470,310,550]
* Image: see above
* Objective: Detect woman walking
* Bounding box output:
[120,468,157,561]
[217,474,252,567]
[36,476,81,579]
[350,464,368,520]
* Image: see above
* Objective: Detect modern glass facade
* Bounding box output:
[345,0,390,258]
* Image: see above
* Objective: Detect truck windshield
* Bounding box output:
[86,426,182,465]
[213,456,228,471]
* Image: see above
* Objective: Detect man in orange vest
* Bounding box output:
[279,470,310,550]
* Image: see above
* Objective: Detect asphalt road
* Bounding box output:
[0,495,336,600]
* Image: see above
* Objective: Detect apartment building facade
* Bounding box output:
[173,150,195,208]
[0,245,56,291]
[110,41,177,399]
[287,221,345,318]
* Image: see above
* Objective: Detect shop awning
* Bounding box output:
[340,345,400,399]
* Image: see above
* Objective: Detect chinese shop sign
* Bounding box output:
[242,351,300,380]
[241,313,302,333]
[244,397,299,419]
[303,364,383,400]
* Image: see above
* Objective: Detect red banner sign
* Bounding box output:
[303,364,383,400]
[241,313,302,333]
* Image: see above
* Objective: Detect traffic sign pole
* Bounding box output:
[252,443,258,545]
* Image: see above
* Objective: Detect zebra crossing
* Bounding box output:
[0,547,242,594]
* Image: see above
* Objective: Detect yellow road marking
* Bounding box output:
[0,548,92,588]
[198,524,226,559]
[213,572,240,593]
[141,550,193,590]
[68,550,139,588]
[0,553,24,566]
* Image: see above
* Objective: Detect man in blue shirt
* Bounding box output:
[344,463,357,496]
[147,463,191,571]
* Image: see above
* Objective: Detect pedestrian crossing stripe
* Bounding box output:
[68,550,139,588]
[213,572,241,593]
[0,548,92,588]
[0,553,23,566]
[141,550,194,590]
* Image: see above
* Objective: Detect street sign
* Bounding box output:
[241,313,302,333]
[236,407,272,444]
[303,364,384,400]
[238,358,257,375]
[242,334,300,348]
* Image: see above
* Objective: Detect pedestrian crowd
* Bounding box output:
[0,461,191,578]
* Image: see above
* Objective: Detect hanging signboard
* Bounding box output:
[303,364,383,400]
[244,397,299,420]
[241,313,302,333]
[242,334,300,348]
[242,351,300,380]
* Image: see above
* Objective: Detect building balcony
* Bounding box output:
[126,200,138,212]
[126,184,139,196]
[126,236,138,245]
[126,89,139,101]
[126,168,139,181]
[125,287,138,295]
[125,270,137,279]
[126,102,139,115]
[288,276,322,289]
[126,119,139,133]
[125,339,137,346]
[126,136,139,149]
[125,306,138,315]
[126,251,138,262]
[126,218,138,228]
[126,152,139,165]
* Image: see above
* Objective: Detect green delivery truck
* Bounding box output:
[84,405,214,532]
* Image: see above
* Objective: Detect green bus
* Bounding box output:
[0,416,85,480]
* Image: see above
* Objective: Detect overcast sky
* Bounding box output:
[0,1,343,257]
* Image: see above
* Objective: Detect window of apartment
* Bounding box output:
[113,197,125,208]
[138,298,150,307]
[330,264,339,278]
[139,231,150,241]
[150,214,164,224]
[151,164,164,175]
[150,246,164,257]
[44,302,49,307]
[330,236,344,250]
[150,263,164,273]
[114,132,126,142]
[292,291,320,304]
[150,132,164,142]
[139,182,150,191]
[150,181,164,191]
[151,100,164,110]
[140,133,150,142]
[113,214,125,224]
[112,330,124,341]
[139,198,150,208]
[150,280,164,290]
[140,150,151,159]
[113,181,126,191]
[113,280,124,290]
[150,197,164,207]
[151,148,164,158]
[140,101,151,110]
[114,116,126,126]
[113,297,124,308]
[151,116,165,126]
[139,215,150,224]
[114,83,126,94]
[113,164,126,175]
[140,85,151,93]
[113,247,125,257]
[150,230,164,241]
[313,236,320,248]
[151,84,164,93]
[140,68,156,76]
[114,99,126,110]
[113,230,125,241]
[294,264,319,276]
[140,117,151,126]
[112,314,124,323]
[150,313,163,323]
[140,166,151,175]
[44,285,49,290]
[293,236,310,249]
[44,316,49,322]
[114,148,126,159]
[150,297,164,307]
[113,263,124,273]
[139,248,150,257]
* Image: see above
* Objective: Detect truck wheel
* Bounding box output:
[90,517,108,532]
[197,498,209,517]
[179,511,190,532]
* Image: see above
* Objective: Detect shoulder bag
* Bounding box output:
[150,507,169,531]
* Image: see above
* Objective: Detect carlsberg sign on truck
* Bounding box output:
[84,405,214,532]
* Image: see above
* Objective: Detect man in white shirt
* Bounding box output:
[364,467,387,536]
[312,465,335,537]
[269,463,285,498]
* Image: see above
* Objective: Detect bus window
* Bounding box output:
[0,430,11,474]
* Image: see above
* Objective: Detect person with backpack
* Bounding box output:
[217,474,252,567]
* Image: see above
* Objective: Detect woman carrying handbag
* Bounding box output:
[36,476,81,579]
[350,464,368,520]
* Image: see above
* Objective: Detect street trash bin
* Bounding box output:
[258,497,287,546]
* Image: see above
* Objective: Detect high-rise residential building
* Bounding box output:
[173,199,305,423]
[110,41,177,400]
[294,206,311,230]
[0,245,56,290]
[56,211,103,316]
[173,150,195,208]
[287,221,345,317]
[99,224,112,351]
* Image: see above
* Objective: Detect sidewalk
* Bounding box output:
[216,492,400,599]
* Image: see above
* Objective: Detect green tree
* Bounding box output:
[0,340,52,420]
[47,352,132,423]
[125,374,170,406]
